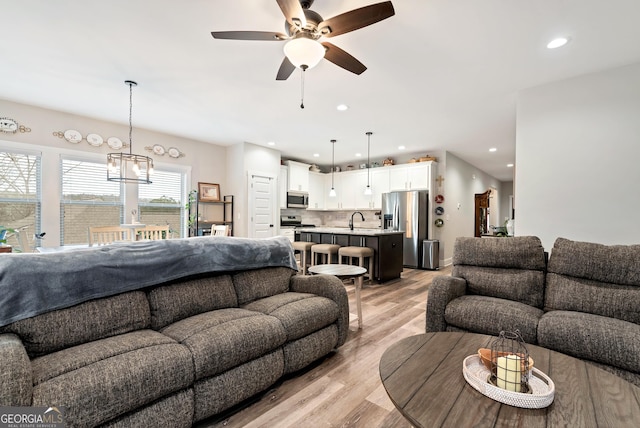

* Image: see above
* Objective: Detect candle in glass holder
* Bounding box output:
[496,354,521,392]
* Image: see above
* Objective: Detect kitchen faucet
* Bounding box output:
[349,212,365,230]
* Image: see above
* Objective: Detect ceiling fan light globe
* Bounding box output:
[284,38,325,69]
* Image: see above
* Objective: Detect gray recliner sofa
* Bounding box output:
[426,236,640,387]
[0,236,349,427]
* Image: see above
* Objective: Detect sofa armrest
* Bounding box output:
[0,333,32,406]
[426,276,467,333]
[289,275,350,347]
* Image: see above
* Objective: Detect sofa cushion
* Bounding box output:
[282,325,339,374]
[452,266,546,308]
[444,295,543,344]
[232,267,295,305]
[147,274,238,330]
[538,311,640,375]
[193,350,284,422]
[30,330,179,385]
[546,238,640,324]
[451,236,547,308]
[0,291,150,357]
[453,236,547,270]
[545,272,640,325]
[30,331,193,427]
[548,237,640,286]
[242,292,339,341]
[161,308,287,380]
[101,389,194,428]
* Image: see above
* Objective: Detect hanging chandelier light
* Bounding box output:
[364,131,373,195]
[107,80,154,184]
[329,139,337,197]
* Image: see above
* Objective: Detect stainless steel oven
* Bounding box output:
[286,191,309,209]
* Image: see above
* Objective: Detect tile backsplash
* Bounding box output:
[281,209,382,229]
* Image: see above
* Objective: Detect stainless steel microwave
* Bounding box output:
[287,191,309,209]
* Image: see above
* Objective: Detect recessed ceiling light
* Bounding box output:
[336,104,349,111]
[313,153,320,157]
[507,163,514,168]
[489,147,497,152]
[398,145,406,150]
[355,153,362,157]
[547,37,569,49]
[267,141,275,146]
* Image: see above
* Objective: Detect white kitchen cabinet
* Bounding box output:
[285,160,310,192]
[324,173,343,209]
[307,171,325,210]
[388,162,433,191]
[351,170,372,210]
[322,170,369,210]
[279,165,288,209]
[369,167,390,209]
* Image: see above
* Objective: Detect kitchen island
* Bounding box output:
[296,227,404,283]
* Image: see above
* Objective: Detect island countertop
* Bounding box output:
[296,227,404,236]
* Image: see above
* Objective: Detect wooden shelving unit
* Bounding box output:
[189,194,233,237]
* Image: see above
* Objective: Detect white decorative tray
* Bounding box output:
[462,355,555,409]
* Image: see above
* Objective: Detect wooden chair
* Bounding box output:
[88,226,130,246]
[135,225,170,241]
[213,225,229,236]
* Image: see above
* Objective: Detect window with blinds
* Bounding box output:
[60,158,123,244]
[0,150,42,251]
[138,168,185,238]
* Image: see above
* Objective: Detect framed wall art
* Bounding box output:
[198,182,220,202]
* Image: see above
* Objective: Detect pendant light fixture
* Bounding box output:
[364,131,373,195]
[107,80,154,184]
[329,139,337,197]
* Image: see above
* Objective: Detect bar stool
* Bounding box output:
[311,244,340,266]
[338,246,374,283]
[292,241,315,274]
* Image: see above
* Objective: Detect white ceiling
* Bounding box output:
[2,0,640,181]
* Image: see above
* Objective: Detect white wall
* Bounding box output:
[438,152,505,265]
[226,142,281,237]
[516,62,640,250]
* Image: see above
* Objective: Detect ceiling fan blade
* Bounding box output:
[276,0,307,28]
[276,57,296,80]
[211,31,288,41]
[321,42,367,75]
[319,1,395,38]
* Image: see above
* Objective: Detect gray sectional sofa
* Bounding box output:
[0,236,349,427]
[426,236,640,387]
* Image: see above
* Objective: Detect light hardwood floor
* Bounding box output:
[198,266,452,428]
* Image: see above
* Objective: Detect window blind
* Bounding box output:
[61,158,121,203]
[0,150,42,249]
[138,169,183,207]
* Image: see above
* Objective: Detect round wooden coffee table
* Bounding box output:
[307,264,366,329]
[380,332,640,427]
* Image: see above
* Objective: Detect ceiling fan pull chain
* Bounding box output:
[300,66,306,109]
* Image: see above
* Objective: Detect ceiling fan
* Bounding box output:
[211,0,395,80]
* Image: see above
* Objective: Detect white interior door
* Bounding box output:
[249,174,275,238]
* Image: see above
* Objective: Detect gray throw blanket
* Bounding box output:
[0,236,297,327]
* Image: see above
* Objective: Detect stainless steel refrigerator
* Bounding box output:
[382,190,429,268]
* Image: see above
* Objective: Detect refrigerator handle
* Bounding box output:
[394,203,400,230]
